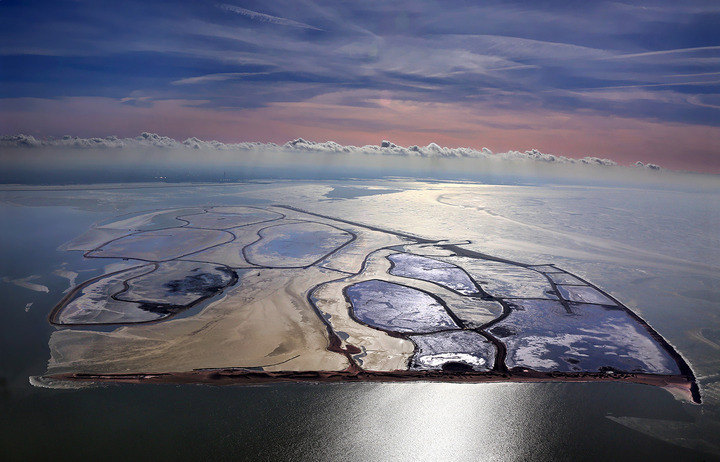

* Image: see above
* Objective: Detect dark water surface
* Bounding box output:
[1,183,718,461]
[0,382,713,461]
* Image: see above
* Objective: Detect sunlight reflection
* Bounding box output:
[325,382,548,461]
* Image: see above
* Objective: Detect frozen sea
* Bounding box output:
[1,179,719,460]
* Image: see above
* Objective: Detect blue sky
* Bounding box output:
[1,0,719,171]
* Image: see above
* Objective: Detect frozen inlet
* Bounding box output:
[450,258,558,299]
[51,262,237,325]
[180,208,281,229]
[410,330,495,371]
[489,299,681,374]
[388,252,479,295]
[244,222,353,267]
[557,285,617,305]
[52,265,162,325]
[87,227,230,261]
[95,208,204,232]
[117,261,235,306]
[546,272,586,285]
[345,280,459,334]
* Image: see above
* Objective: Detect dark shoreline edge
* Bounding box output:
[46,368,698,403]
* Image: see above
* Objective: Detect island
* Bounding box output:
[42,204,700,404]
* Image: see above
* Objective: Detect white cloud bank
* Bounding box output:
[0,132,664,170]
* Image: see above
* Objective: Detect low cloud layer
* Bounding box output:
[0,133,664,170]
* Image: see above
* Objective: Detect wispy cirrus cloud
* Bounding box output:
[172,72,269,85]
[1,0,719,172]
[601,45,720,60]
[218,4,323,31]
[559,80,720,91]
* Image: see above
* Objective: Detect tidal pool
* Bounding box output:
[451,258,559,299]
[94,208,204,232]
[546,272,585,285]
[52,264,159,325]
[180,207,281,229]
[490,299,681,374]
[117,261,235,306]
[244,221,353,267]
[88,227,230,261]
[388,252,479,295]
[346,280,459,333]
[556,284,618,305]
[410,330,496,371]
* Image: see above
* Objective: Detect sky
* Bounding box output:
[1,0,719,172]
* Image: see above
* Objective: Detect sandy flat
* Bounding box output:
[48,266,348,374]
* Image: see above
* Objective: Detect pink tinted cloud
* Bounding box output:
[1,94,719,172]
